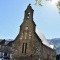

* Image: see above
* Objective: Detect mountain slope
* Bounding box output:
[47,38,60,54]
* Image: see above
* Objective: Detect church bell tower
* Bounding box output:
[20,4,36,33]
[24,4,34,20]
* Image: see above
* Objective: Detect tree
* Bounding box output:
[56,54,60,60]
[35,0,60,13]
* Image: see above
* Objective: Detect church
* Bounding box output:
[0,4,56,60]
[10,4,56,60]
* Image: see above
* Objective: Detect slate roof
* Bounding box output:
[0,39,10,45]
[35,28,54,49]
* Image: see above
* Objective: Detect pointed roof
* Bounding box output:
[27,4,32,9]
[35,28,54,49]
[25,4,34,12]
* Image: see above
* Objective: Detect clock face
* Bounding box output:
[25,27,28,30]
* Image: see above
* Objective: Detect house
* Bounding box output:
[0,39,13,60]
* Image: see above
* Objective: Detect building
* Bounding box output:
[0,4,56,60]
[0,39,13,60]
[11,4,56,60]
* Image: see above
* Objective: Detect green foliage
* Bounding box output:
[57,0,60,13]
[35,0,60,13]
[35,0,42,6]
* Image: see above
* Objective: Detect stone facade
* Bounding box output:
[11,4,56,60]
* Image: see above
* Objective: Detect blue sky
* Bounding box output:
[0,0,60,40]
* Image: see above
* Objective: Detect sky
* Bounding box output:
[0,0,60,40]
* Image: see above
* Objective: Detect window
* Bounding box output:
[25,43,27,53]
[27,12,30,18]
[22,43,27,54]
[4,52,7,56]
[28,12,30,15]
[22,43,24,53]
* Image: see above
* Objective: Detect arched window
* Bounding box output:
[22,43,27,54]
[27,12,30,18]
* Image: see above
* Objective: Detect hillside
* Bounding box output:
[48,38,60,54]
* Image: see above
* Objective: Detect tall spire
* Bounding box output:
[25,4,34,12]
